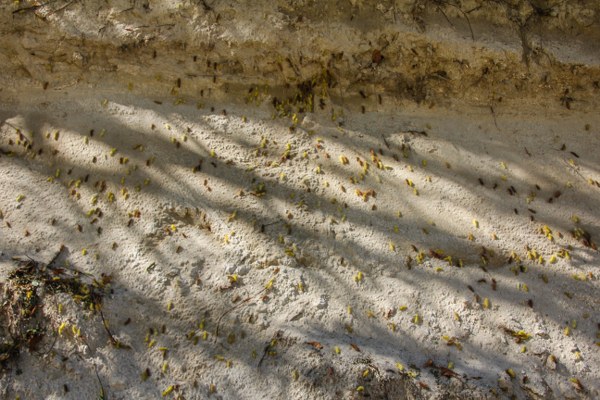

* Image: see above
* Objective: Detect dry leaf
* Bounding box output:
[569,377,584,392]
[305,341,323,350]
[439,367,458,378]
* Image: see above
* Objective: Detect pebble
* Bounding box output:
[223,263,250,276]
[315,295,328,309]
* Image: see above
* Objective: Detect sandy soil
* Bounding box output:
[1,1,599,400]
[1,87,599,399]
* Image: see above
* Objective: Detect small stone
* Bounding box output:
[546,354,557,370]
[72,51,87,67]
[498,377,512,393]
[224,264,237,274]
[223,263,250,276]
[301,115,316,130]
[110,379,127,391]
[315,295,328,309]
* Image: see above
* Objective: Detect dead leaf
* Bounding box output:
[372,49,383,65]
[305,341,323,350]
[439,367,458,378]
[570,378,584,392]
